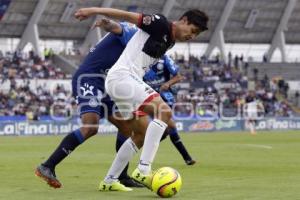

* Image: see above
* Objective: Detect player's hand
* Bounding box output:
[91,18,110,29]
[160,83,170,91]
[177,74,186,81]
[74,7,97,21]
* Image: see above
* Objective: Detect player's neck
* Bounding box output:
[171,22,178,41]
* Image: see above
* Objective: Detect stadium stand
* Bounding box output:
[0,0,300,122]
[0,50,296,119]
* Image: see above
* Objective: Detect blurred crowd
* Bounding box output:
[0,49,66,80]
[171,53,295,118]
[0,50,74,118]
[0,50,297,119]
[0,80,75,118]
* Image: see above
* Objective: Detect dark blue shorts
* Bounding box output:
[72,72,116,118]
[160,91,175,108]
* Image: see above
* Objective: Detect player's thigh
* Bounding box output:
[106,73,159,119]
[142,95,172,122]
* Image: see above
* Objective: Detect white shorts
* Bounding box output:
[246,111,258,120]
[105,72,159,119]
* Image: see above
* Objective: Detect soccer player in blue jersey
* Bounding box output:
[35,19,142,190]
[144,55,195,165]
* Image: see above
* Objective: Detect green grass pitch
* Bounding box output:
[0,131,300,200]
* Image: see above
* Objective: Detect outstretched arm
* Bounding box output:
[75,7,140,25]
[160,74,185,91]
[92,18,122,34]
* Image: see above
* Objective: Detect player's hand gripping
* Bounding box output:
[160,83,170,91]
[74,7,98,21]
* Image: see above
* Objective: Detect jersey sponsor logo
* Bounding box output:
[80,83,95,96]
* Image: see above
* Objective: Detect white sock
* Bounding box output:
[138,119,167,175]
[249,122,256,134]
[104,138,138,184]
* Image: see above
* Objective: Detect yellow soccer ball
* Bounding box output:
[151,167,182,198]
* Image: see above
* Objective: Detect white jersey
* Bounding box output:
[245,97,259,119]
[107,13,175,78]
[105,13,175,118]
[108,29,157,78]
[247,101,258,114]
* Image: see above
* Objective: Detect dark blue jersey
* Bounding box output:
[143,55,178,92]
[73,23,138,79]
[71,23,138,117]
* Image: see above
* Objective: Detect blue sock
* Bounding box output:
[43,129,85,170]
[169,128,192,161]
[115,132,130,179]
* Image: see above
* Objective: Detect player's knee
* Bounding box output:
[80,126,99,139]
[167,119,176,129]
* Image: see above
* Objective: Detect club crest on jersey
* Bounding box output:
[157,62,164,70]
[80,83,94,96]
[143,16,152,25]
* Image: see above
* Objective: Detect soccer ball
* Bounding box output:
[151,167,182,198]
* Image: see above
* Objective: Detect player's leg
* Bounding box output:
[161,92,196,165]
[248,119,256,135]
[115,133,131,181]
[35,112,99,188]
[99,115,149,191]
[35,78,102,188]
[166,119,196,165]
[107,113,143,187]
[131,96,172,187]
[104,74,171,188]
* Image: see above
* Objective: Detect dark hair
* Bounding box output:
[180,9,209,31]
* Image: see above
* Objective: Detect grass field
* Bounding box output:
[1,131,300,200]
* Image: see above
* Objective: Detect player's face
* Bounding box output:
[175,18,201,42]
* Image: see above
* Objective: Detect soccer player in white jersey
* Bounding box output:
[245,91,264,135]
[75,7,208,191]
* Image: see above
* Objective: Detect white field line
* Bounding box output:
[242,144,273,149]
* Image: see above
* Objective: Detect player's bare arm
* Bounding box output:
[75,7,140,25]
[92,18,123,34]
[160,74,185,91]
